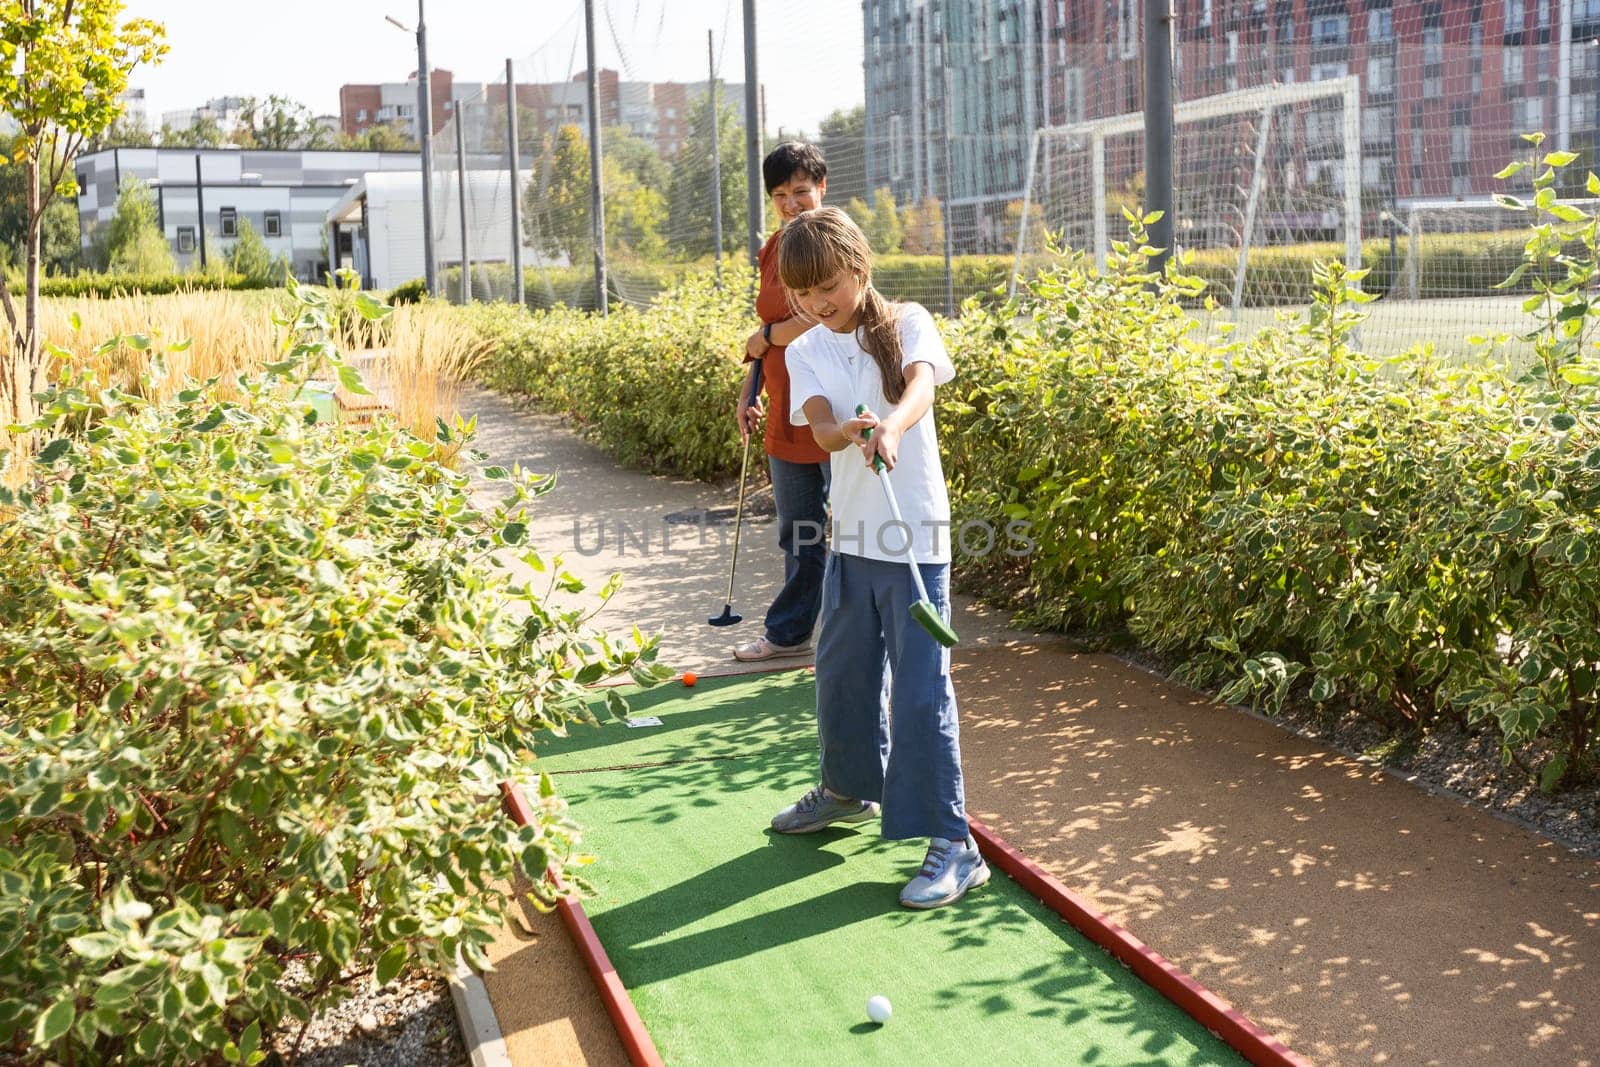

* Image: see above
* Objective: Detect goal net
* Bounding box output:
[1010,77,1362,311]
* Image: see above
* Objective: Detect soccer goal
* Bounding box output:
[1010,76,1361,310]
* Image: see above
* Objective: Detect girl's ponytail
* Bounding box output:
[856,285,905,404]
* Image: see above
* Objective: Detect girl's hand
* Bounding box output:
[863,419,901,471]
[842,410,899,470]
[745,327,770,360]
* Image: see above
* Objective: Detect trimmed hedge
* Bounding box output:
[8,271,276,299]
[463,264,756,481]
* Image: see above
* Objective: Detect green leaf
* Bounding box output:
[67,933,121,961]
[520,840,550,881]
[1560,365,1600,386]
[375,943,407,987]
[1544,150,1580,167]
[1550,412,1577,431]
[354,291,393,321]
[1540,754,1568,793]
[1487,508,1524,535]
[1565,536,1590,565]
[337,363,372,396]
[539,770,556,799]
[33,997,75,1045]
[501,522,527,545]
[35,438,70,464]
[1494,161,1529,180]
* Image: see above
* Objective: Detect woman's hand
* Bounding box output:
[737,392,765,440]
[745,327,770,361]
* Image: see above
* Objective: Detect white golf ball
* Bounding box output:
[866,995,892,1024]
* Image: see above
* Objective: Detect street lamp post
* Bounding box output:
[388,3,437,296]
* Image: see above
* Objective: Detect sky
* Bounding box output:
[122,0,866,136]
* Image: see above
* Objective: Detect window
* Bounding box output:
[76,172,89,198]
[1504,48,1524,83]
[1278,16,1294,44]
[1311,14,1348,47]
[177,227,195,253]
[1367,54,1394,93]
[219,206,237,238]
[1362,104,1394,143]
[1505,0,1525,28]
[1118,0,1137,59]
[1368,8,1393,42]
[357,108,367,122]
[1311,61,1348,81]
[264,211,281,238]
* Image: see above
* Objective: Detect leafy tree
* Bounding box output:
[0,135,80,275]
[104,175,174,274]
[523,124,594,262]
[522,124,669,262]
[817,105,866,206]
[158,115,224,148]
[92,112,153,148]
[343,121,417,152]
[225,217,284,283]
[845,187,904,254]
[664,94,749,258]
[901,196,945,255]
[232,94,331,150]
[0,0,165,427]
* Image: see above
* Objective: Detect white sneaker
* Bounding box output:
[899,835,990,909]
[732,636,812,662]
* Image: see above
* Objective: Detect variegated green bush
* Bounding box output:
[0,281,667,1063]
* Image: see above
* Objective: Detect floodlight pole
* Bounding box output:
[710,29,724,286]
[506,57,524,308]
[941,16,955,316]
[584,0,608,314]
[455,98,471,304]
[1143,0,1175,276]
[743,0,762,269]
[415,1,437,295]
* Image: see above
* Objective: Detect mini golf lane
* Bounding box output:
[532,670,1250,1066]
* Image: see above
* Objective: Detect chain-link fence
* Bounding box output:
[409,2,1599,362]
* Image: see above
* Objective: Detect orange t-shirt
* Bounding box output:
[750,228,829,464]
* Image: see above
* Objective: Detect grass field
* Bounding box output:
[1191,293,1538,365]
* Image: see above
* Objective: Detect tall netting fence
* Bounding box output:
[414,2,1600,362]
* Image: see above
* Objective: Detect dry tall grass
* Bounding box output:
[2,290,486,484]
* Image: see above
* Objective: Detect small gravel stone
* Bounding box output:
[269,962,467,1067]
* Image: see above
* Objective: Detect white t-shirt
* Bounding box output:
[786,302,956,565]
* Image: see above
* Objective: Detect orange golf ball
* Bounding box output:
[682,671,698,687]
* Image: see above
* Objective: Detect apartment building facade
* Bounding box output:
[864,0,1597,251]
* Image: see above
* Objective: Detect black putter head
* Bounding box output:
[708,605,742,627]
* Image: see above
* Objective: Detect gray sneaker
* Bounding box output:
[770,785,880,834]
[899,835,990,909]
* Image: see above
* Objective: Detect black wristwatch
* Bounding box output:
[762,322,774,346]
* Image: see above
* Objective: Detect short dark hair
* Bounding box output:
[762,141,827,194]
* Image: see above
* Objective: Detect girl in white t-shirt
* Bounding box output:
[766,207,988,910]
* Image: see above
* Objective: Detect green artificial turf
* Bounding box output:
[535,670,1243,1066]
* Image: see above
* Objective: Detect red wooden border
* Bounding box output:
[499,782,664,1067]
[968,815,1309,1067]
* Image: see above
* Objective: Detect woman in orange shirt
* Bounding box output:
[731,142,832,662]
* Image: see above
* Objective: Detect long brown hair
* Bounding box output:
[777,207,905,403]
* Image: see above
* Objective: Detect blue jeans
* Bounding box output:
[814,552,967,841]
[764,455,830,647]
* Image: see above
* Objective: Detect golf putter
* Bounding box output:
[857,404,959,648]
[709,360,765,627]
